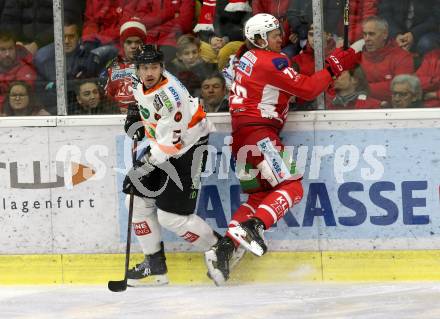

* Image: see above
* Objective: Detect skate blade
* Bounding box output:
[204,250,226,286]
[127,274,169,287]
[228,226,265,257]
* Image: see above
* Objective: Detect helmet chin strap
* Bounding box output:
[253,38,268,49]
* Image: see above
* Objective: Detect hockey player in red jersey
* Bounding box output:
[205,13,360,285]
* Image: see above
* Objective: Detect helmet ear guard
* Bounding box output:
[244,13,281,49]
[134,44,164,67]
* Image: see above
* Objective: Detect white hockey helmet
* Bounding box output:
[244,13,281,49]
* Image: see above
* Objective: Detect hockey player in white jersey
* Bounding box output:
[122,44,219,286]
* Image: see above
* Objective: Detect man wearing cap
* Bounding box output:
[102,17,147,114]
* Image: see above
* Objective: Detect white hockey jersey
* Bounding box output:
[133,71,214,164]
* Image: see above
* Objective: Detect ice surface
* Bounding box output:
[1,283,440,319]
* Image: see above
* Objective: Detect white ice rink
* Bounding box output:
[2,283,440,319]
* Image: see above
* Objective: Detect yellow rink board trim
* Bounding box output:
[322,250,440,281]
[1,250,440,285]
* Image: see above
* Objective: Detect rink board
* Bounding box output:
[1,110,440,284]
[2,250,440,284]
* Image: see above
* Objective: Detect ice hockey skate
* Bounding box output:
[127,243,169,287]
[227,218,267,257]
[204,236,246,286]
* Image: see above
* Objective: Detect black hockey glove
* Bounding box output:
[124,103,145,140]
[133,156,156,177]
[122,155,156,195]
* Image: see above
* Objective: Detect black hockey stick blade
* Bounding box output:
[108,279,128,292]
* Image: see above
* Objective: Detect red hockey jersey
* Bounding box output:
[104,56,137,110]
[229,49,333,132]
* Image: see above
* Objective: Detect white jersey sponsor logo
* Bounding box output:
[257,137,292,183]
[111,68,135,81]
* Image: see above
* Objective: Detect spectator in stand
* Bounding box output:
[82,0,194,63]
[214,0,252,70]
[287,0,344,51]
[287,0,379,49]
[168,34,216,97]
[34,18,104,115]
[70,79,119,115]
[252,0,295,57]
[291,24,336,76]
[137,0,195,62]
[326,66,382,110]
[215,0,251,41]
[348,0,378,43]
[378,0,440,56]
[389,74,424,108]
[102,17,147,114]
[0,0,85,55]
[200,34,227,66]
[82,1,129,45]
[193,2,228,67]
[0,31,36,109]
[290,24,336,110]
[1,81,49,116]
[360,16,414,102]
[416,48,440,107]
[200,72,228,112]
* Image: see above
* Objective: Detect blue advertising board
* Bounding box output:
[117,125,440,251]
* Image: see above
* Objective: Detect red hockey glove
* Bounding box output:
[325,48,360,78]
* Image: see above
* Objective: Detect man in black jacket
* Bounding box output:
[287,0,344,50]
[33,18,104,114]
[379,0,440,55]
[0,0,85,54]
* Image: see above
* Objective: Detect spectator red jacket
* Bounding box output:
[360,42,414,101]
[82,1,124,44]
[290,45,315,107]
[290,42,336,106]
[291,40,336,76]
[0,45,36,108]
[291,44,315,76]
[252,0,290,16]
[416,49,440,107]
[82,0,194,47]
[139,0,194,47]
[348,0,378,43]
[252,0,291,46]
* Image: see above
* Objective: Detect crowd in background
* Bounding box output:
[0,0,438,116]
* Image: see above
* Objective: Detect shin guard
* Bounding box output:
[127,195,162,255]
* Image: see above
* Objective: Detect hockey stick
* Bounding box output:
[108,136,138,292]
[343,0,350,49]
